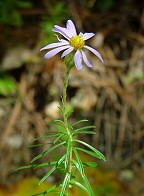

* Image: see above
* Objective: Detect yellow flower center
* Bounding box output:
[69,35,85,50]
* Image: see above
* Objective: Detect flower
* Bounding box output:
[40,20,104,70]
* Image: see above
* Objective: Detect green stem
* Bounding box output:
[62,67,73,193]
[62,68,69,125]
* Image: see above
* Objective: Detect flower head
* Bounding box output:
[40,20,104,70]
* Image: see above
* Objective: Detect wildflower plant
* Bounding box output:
[18,20,105,196]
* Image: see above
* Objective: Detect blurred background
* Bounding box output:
[0,0,144,195]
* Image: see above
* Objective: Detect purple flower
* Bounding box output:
[40,20,104,70]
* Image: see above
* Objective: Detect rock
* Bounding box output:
[119,169,135,182]
[1,46,34,71]
[90,32,104,48]
[7,135,23,149]
[45,101,60,119]
[71,87,97,112]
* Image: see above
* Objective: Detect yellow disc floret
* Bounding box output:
[69,35,85,50]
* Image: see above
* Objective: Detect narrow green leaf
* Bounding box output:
[16,165,34,170]
[34,161,57,169]
[74,140,106,161]
[29,144,43,148]
[73,180,88,193]
[57,154,66,165]
[39,165,56,185]
[75,147,102,160]
[49,120,65,127]
[73,148,84,177]
[17,161,57,170]
[73,149,94,196]
[83,162,97,167]
[82,174,94,196]
[71,159,80,171]
[54,119,65,124]
[72,126,95,136]
[32,184,60,196]
[60,172,70,196]
[73,131,96,135]
[39,154,66,185]
[31,141,66,163]
[72,119,89,127]
[54,133,66,143]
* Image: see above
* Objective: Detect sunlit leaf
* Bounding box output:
[75,147,102,160]
[72,180,88,193]
[83,162,97,167]
[74,140,106,161]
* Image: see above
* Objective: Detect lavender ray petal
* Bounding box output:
[44,45,71,59]
[84,45,104,63]
[40,41,69,51]
[81,51,92,67]
[53,25,72,39]
[83,33,95,40]
[61,47,74,58]
[74,50,83,70]
[53,28,69,40]
[66,20,77,37]
[79,32,84,37]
